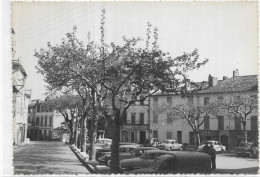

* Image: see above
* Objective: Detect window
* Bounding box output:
[36,105,40,112]
[251,116,257,131]
[45,116,48,126]
[153,96,158,105]
[131,113,136,125]
[36,117,39,125]
[177,131,182,144]
[167,113,172,124]
[204,116,210,130]
[204,97,210,105]
[167,97,172,105]
[41,116,43,125]
[49,116,52,126]
[218,116,224,130]
[167,132,172,139]
[140,95,144,105]
[153,130,158,139]
[140,113,144,125]
[235,117,241,130]
[153,112,158,124]
[28,116,30,123]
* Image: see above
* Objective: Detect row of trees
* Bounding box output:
[35,9,208,173]
[34,9,257,172]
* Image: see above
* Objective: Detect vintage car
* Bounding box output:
[130,147,158,157]
[98,144,139,166]
[86,138,112,154]
[198,140,226,153]
[235,142,259,158]
[120,149,176,171]
[157,139,183,151]
[143,138,160,147]
[129,152,211,174]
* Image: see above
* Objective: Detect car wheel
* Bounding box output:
[106,158,111,166]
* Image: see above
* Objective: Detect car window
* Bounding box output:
[161,159,174,170]
[146,153,157,159]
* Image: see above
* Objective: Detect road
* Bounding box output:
[13,141,90,175]
[213,153,259,174]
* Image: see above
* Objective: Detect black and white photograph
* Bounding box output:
[1,0,259,175]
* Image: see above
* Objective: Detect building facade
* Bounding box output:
[27,99,65,141]
[148,70,258,150]
[120,95,150,144]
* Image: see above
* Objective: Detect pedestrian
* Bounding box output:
[202,142,210,154]
[209,144,216,169]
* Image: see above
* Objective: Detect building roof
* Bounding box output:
[12,62,27,77]
[197,75,258,94]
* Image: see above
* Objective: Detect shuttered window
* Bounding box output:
[218,116,224,130]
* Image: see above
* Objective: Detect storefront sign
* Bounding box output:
[122,125,147,130]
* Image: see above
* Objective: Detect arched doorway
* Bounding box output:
[221,135,229,150]
[121,130,129,142]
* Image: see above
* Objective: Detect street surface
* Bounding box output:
[213,153,259,174]
[13,141,90,175]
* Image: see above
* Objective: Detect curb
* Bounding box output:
[69,145,97,174]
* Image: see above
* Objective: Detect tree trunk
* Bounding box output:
[110,108,121,174]
[194,130,201,147]
[74,119,78,147]
[80,117,85,152]
[69,121,74,145]
[89,89,98,161]
[243,122,247,142]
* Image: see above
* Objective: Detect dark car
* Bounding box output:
[129,152,211,174]
[120,149,176,171]
[143,138,159,147]
[130,147,158,157]
[98,145,139,166]
[235,142,259,158]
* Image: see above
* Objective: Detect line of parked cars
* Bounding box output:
[86,138,258,174]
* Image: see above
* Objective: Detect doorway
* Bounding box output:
[221,135,229,150]
[140,131,146,144]
[131,132,135,142]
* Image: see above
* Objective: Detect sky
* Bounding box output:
[11,1,258,100]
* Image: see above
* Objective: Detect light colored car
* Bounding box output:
[157,139,183,151]
[198,140,226,152]
[86,138,112,154]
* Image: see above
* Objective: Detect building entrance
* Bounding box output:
[139,131,146,144]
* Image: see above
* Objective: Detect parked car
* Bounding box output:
[143,138,160,147]
[86,138,112,154]
[98,145,139,166]
[157,139,183,151]
[130,147,158,157]
[128,152,211,174]
[198,140,226,152]
[235,142,259,158]
[120,149,176,171]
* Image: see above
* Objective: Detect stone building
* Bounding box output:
[120,95,151,144]
[126,70,258,150]
[27,99,65,141]
[12,60,30,145]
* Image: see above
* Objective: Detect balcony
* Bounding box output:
[122,120,149,130]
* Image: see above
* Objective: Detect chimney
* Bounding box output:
[233,69,239,77]
[223,76,228,80]
[208,74,218,87]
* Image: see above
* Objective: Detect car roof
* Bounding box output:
[165,139,176,141]
[146,150,169,154]
[97,138,112,141]
[206,140,218,142]
[135,147,157,150]
[120,145,138,148]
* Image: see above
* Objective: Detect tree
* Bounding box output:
[44,94,81,144]
[157,99,220,147]
[222,96,258,142]
[35,9,209,173]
